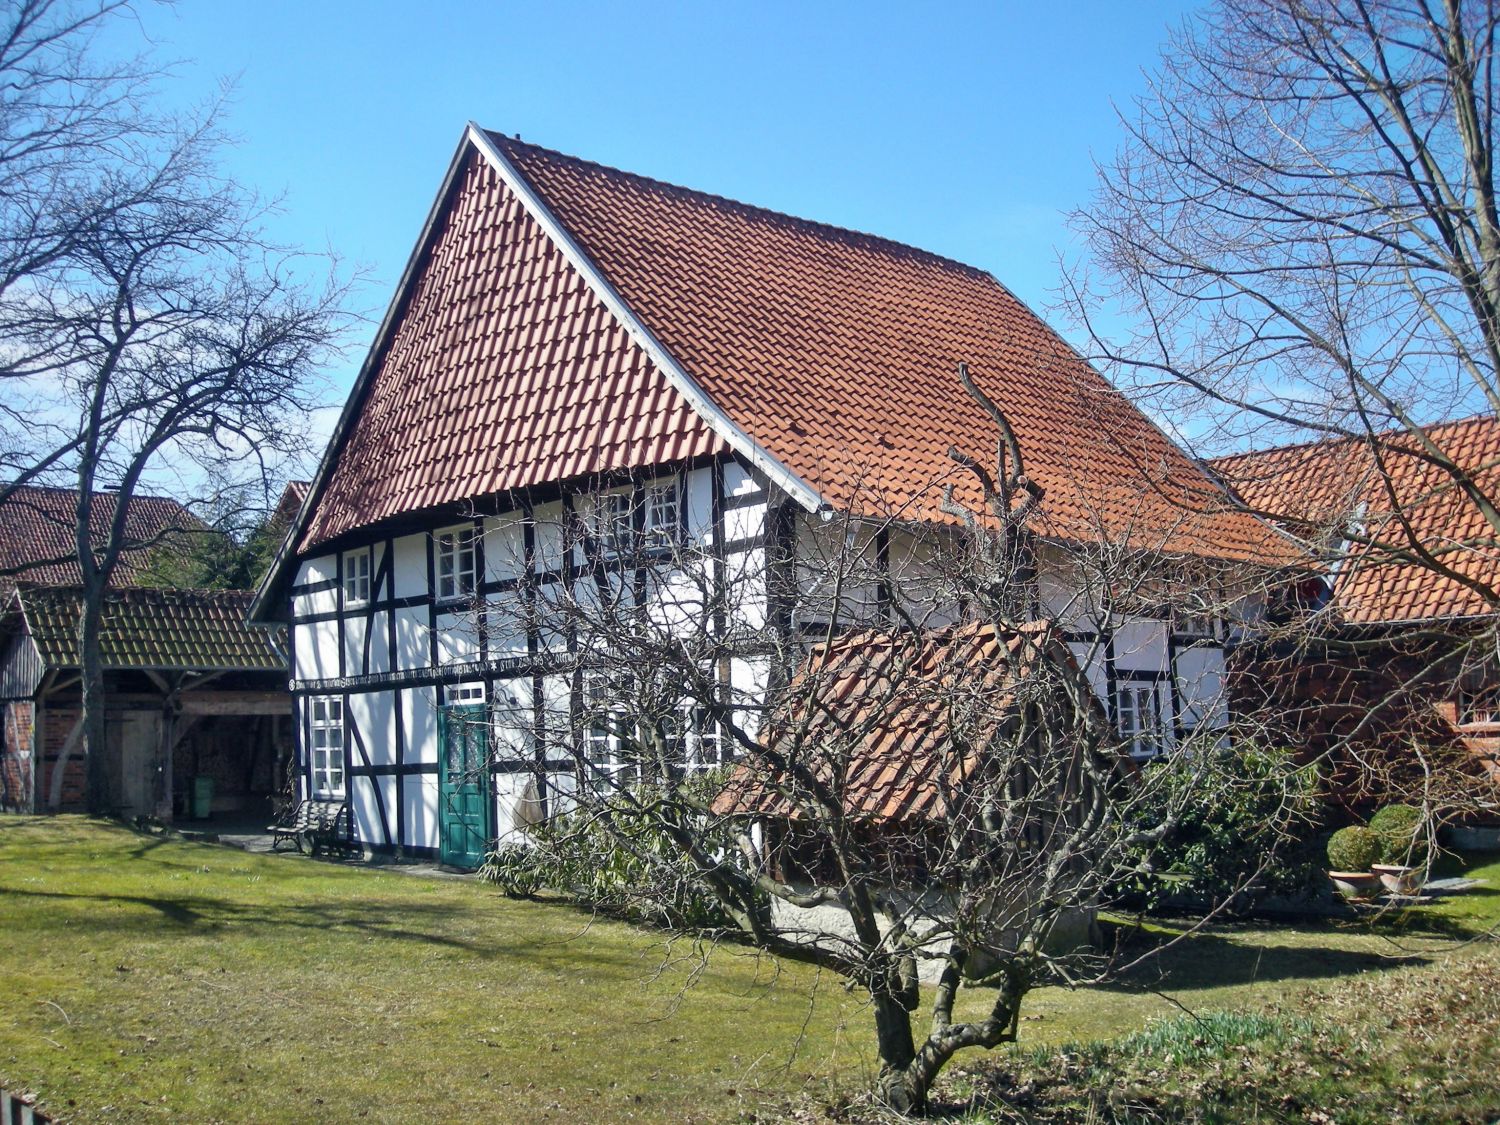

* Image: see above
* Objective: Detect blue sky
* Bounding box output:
[108,1,1197,404]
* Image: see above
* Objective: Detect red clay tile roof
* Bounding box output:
[1212,415,1500,624]
[712,621,1089,822]
[8,585,285,672]
[0,486,202,591]
[299,130,1287,564]
[274,481,310,528]
[301,151,726,549]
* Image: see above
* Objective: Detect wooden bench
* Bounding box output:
[267,799,352,856]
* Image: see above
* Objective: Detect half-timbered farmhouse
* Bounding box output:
[253,124,1287,866]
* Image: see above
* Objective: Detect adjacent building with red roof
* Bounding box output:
[0,486,294,820]
[1212,417,1500,803]
[0,485,204,596]
[255,125,1289,864]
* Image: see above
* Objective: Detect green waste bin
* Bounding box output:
[191,776,213,819]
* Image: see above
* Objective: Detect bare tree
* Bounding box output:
[1065,0,1500,825]
[474,378,1311,1114]
[0,1,347,813]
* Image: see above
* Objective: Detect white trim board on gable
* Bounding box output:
[466,125,826,518]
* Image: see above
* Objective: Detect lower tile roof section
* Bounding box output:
[712,621,1091,823]
[9,586,286,673]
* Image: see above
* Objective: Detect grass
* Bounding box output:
[1,818,1496,1122]
[936,853,1500,1124]
[0,817,870,1122]
[947,945,1500,1123]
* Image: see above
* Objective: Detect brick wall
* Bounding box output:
[1232,640,1496,814]
[1,700,34,812]
[38,706,85,812]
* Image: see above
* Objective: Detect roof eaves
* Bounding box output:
[249,130,481,623]
[469,123,827,518]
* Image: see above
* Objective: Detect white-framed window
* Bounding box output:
[1172,609,1218,639]
[581,671,630,778]
[1458,680,1500,726]
[448,682,485,705]
[343,548,371,606]
[309,696,345,797]
[1116,683,1164,759]
[584,490,634,557]
[683,705,727,769]
[435,526,477,603]
[644,480,680,549]
[579,675,615,774]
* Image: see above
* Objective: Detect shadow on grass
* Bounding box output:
[0,882,678,977]
[1094,923,1427,996]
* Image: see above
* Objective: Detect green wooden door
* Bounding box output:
[439,704,490,869]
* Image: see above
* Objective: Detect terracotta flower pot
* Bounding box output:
[1371,864,1423,896]
[1328,871,1379,899]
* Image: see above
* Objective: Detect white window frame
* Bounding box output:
[682,704,727,770]
[1458,679,1500,726]
[584,490,635,558]
[643,479,680,549]
[343,548,371,607]
[1116,682,1164,760]
[1172,609,1219,640]
[435,525,477,604]
[582,671,617,764]
[448,682,486,705]
[581,670,633,782]
[309,696,346,798]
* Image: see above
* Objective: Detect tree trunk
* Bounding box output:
[871,986,922,1113]
[79,592,111,815]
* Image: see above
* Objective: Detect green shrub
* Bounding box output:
[480,771,751,931]
[479,842,547,898]
[1124,742,1324,908]
[1368,803,1429,866]
[1326,825,1382,872]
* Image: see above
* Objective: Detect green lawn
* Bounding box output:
[0,817,1495,1122]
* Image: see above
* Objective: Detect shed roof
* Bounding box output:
[712,621,1086,823]
[1211,414,1500,624]
[7,586,285,673]
[293,127,1286,568]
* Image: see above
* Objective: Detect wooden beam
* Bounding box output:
[178,697,291,717]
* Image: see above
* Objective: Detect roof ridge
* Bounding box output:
[1211,410,1500,467]
[488,131,993,281]
[2,482,192,506]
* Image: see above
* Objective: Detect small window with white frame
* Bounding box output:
[685,704,727,769]
[309,696,345,797]
[584,490,634,558]
[1172,608,1218,640]
[343,548,371,607]
[447,682,486,705]
[1116,683,1164,759]
[1457,677,1500,726]
[435,526,477,603]
[582,671,621,769]
[644,479,680,549]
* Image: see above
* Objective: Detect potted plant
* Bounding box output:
[1326,825,1382,899]
[1368,804,1429,895]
